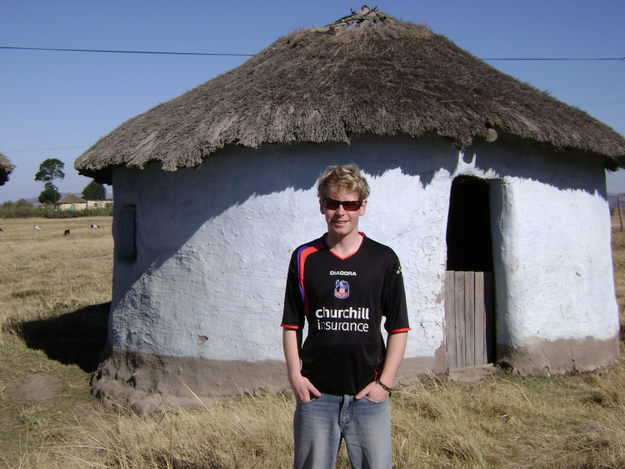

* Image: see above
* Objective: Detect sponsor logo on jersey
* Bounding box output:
[315,306,371,333]
[334,279,350,299]
[330,270,357,276]
[316,306,370,320]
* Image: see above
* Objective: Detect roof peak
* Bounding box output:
[58,193,86,203]
[326,5,395,31]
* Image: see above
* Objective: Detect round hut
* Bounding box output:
[0,152,15,186]
[76,6,625,413]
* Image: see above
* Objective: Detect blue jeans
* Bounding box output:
[293,393,392,469]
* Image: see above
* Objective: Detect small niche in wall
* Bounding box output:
[118,204,137,263]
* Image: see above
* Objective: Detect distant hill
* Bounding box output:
[16,193,113,206]
[18,197,42,207]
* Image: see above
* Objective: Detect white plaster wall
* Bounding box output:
[460,142,618,348]
[495,173,618,347]
[109,135,618,364]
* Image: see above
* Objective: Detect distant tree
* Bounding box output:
[82,180,106,200]
[35,158,65,205]
[38,182,61,205]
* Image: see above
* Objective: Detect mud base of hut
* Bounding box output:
[91,349,290,415]
[496,334,621,377]
[91,347,452,414]
[91,336,620,414]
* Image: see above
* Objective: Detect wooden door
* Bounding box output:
[445,271,494,370]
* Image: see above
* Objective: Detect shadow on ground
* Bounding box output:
[12,303,110,373]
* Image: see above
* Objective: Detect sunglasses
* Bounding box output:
[321,198,363,212]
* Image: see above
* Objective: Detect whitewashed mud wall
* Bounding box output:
[98,135,618,409]
[485,144,619,374]
[109,136,455,365]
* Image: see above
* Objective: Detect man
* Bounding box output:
[282,164,410,469]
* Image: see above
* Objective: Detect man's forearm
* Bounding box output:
[379,331,408,387]
[283,328,321,401]
[283,328,301,379]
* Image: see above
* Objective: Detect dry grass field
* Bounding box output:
[1,216,624,468]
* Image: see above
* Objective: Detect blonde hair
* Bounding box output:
[317,164,370,201]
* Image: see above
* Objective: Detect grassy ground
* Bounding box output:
[0,217,624,467]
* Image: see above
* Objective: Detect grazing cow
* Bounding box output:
[34,225,42,231]
[90,224,100,229]
[64,229,71,236]
[0,227,3,232]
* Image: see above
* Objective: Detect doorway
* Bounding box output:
[445,177,496,370]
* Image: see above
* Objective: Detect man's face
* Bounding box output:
[320,188,367,242]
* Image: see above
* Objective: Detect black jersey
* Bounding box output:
[282,234,409,396]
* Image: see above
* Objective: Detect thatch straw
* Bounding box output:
[75,5,625,184]
[0,152,15,186]
[57,193,86,204]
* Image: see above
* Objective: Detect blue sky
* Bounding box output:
[1,0,624,203]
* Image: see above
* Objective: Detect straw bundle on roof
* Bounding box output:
[75,5,625,183]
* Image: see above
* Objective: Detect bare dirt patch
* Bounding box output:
[15,374,61,402]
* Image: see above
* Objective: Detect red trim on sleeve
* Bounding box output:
[281,324,299,330]
[297,241,326,317]
[388,328,410,334]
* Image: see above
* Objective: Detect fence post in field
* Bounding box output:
[619,196,623,232]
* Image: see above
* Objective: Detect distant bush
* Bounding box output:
[0,200,35,218]
[82,180,107,201]
[0,201,113,219]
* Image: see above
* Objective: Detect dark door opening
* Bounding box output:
[446,177,493,272]
[445,177,496,369]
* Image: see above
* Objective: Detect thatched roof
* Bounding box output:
[0,152,15,186]
[57,194,86,204]
[75,5,625,183]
